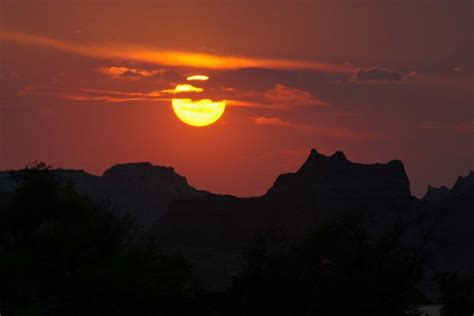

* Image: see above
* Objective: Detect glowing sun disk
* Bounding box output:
[172,98,226,127]
[172,84,203,93]
[186,75,209,81]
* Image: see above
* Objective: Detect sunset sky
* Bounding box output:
[1,1,473,197]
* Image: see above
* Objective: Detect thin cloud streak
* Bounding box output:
[226,100,274,109]
[19,84,329,111]
[98,66,166,79]
[19,85,172,103]
[224,84,330,109]
[251,116,383,140]
[0,30,355,73]
[351,68,425,84]
[419,121,474,134]
[263,84,330,108]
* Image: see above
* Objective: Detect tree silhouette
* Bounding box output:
[436,272,474,316]
[0,163,198,316]
[230,211,425,316]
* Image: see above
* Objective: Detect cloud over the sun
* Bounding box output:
[18,84,207,103]
[18,80,328,112]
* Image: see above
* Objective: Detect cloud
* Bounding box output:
[352,68,423,83]
[0,30,355,73]
[419,121,474,134]
[98,66,166,80]
[0,71,20,80]
[251,116,294,128]
[19,81,328,114]
[161,84,203,94]
[18,80,212,104]
[263,84,330,108]
[19,85,171,103]
[224,84,329,110]
[353,68,403,82]
[455,122,474,133]
[224,100,271,109]
[250,116,382,140]
[418,121,446,130]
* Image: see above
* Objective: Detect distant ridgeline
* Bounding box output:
[1,149,473,294]
[0,162,207,227]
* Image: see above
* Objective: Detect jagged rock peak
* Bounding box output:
[298,149,380,176]
[423,170,474,202]
[453,170,474,193]
[307,148,348,161]
[310,148,320,156]
[300,148,406,173]
[267,148,411,199]
[308,149,349,161]
[331,150,348,160]
[423,185,452,202]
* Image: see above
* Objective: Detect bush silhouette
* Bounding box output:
[230,212,425,316]
[436,272,474,316]
[0,163,197,316]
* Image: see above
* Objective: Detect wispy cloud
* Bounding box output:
[0,30,355,73]
[419,121,474,133]
[225,84,330,109]
[252,116,296,128]
[351,68,424,84]
[251,116,382,140]
[165,84,203,94]
[456,122,474,133]
[18,81,330,114]
[98,66,166,80]
[18,85,205,103]
[263,84,329,108]
[225,100,268,108]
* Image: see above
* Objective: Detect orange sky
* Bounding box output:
[1,1,473,197]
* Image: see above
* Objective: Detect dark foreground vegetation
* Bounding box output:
[0,164,197,315]
[0,164,472,315]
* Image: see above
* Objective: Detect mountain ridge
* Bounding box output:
[0,161,207,227]
[1,149,473,293]
[423,170,474,202]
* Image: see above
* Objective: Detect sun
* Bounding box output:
[171,75,226,127]
[172,98,226,127]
